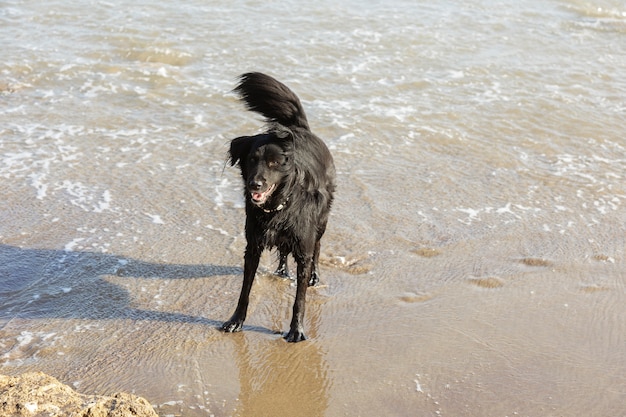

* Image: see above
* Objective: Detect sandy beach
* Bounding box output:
[2,0,625,415]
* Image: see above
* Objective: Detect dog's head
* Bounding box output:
[229,130,294,207]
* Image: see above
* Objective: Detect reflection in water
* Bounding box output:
[231,333,330,417]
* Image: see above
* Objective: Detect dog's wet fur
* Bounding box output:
[221,72,336,342]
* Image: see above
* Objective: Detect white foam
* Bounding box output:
[194,114,206,126]
[64,238,85,252]
[414,374,424,393]
[160,400,183,407]
[2,331,58,365]
[212,178,232,208]
[29,172,48,199]
[384,105,417,122]
[206,224,229,236]
[455,202,542,225]
[93,190,112,213]
[80,79,116,97]
[1,152,33,177]
[496,203,519,218]
[456,207,481,224]
[57,181,116,213]
[15,332,34,349]
[146,213,165,224]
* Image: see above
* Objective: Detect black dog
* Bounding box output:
[221,72,336,342]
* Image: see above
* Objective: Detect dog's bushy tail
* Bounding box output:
[234,72,310,131]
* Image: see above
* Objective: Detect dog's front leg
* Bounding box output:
[284,255,312,342]
[221,246,261,333]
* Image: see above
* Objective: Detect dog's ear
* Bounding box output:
[229,135,254,167]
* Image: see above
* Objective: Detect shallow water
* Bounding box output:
[1,0,625,415]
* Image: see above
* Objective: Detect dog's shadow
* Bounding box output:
[0,244,242,327]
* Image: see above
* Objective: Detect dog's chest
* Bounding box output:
[250,209,302,250]
[259,218,291,248]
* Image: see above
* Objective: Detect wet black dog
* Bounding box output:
[221,73,336,342]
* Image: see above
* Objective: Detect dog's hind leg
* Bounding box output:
[274,248,291,279]
[309,239,321,287]
[221,245,261,333]
[309,219,328,287]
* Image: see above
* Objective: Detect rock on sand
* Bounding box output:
[0,372,158,417]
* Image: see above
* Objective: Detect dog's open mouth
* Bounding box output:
[250,183,276,205]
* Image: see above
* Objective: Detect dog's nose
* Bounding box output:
[249,180,263,191]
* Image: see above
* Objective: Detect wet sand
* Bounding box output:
[1,209,625,416]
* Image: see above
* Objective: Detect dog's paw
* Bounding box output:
[284,328,307,343]
[221,320,244,333]
[308,271,319,287]
[274,266,293,280]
